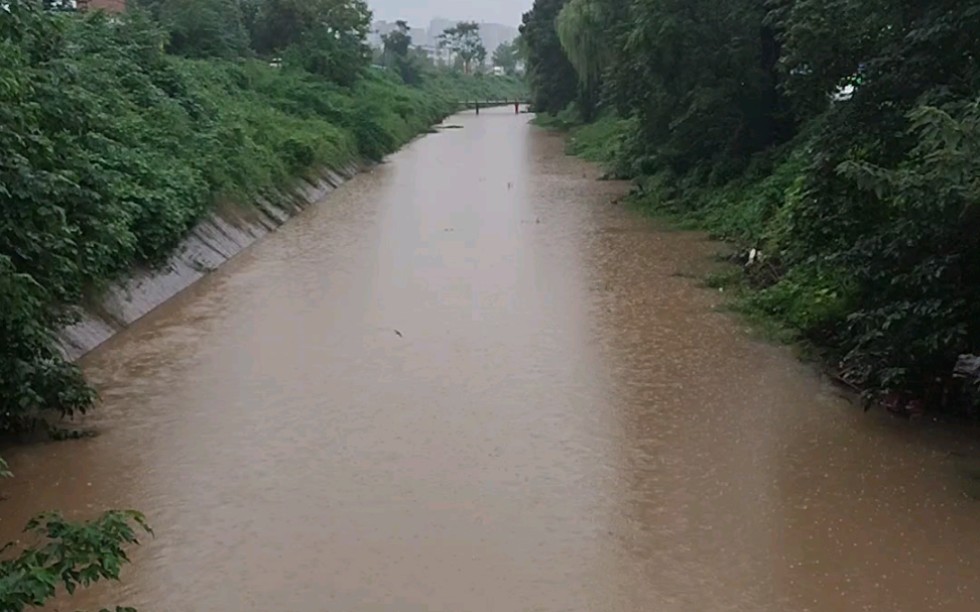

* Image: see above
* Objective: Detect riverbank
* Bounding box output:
[520,0,980,419]
[0,4,526,432]
[54,93,538,363]
[536,110,980,418]
[57,164,361,360]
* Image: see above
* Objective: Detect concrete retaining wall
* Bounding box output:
[57,164,360,361]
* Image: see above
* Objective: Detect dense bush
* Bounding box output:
[523,0,980,411]
[0,1,525,433]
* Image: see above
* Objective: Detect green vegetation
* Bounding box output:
[0,506,151,612]
[1,1,522,606]
[491,41,519,77]
[523,0,980,414]
[0,0,523,436]
[430,71,525,101]
[564,114,632,171]
[554,0,605,118]
[438,21,486,75]
[380,20,422,85]
[519,0,577,115]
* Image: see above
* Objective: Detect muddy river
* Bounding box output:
[3,108,980,611]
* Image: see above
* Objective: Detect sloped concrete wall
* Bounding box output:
[57,165,359,360]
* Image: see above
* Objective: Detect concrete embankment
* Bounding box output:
[57,164,360,360]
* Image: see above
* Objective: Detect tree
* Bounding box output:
[555,0,608,118]
[598,0,792,173]
[381,20,424,85]
[157,0,249,58]
[381,19,411,59]
[555,0,603,87]
[438,21,486,74]
[491,40,518,76]
[250,0,373,85]
[520,0,578,114]
[769,0,901,116]
[249,0,314,53]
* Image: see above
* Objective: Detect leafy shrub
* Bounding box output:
[0,510,150,611]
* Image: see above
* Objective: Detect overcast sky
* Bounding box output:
[367,0,531,28]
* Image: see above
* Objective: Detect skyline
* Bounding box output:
[366,0,530,28]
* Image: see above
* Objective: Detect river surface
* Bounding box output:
[3,108,980,611]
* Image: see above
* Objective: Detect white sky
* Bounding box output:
[366,0,531,28]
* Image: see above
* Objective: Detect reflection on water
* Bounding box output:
[2,108,980,611]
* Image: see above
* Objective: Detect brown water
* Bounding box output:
[3,108,980,611]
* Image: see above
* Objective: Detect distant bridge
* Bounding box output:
[457,99,531,113]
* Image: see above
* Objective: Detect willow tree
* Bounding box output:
[555,0,607,117]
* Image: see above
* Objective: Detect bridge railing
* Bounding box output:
[456,100,531,113]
